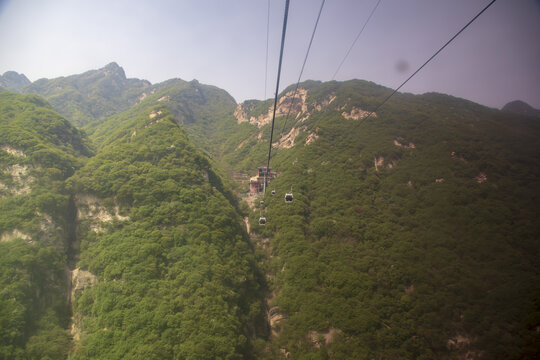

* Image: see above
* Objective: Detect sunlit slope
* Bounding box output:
[0,92,91,359]
[68,105,265,358]
[236,80,539,359]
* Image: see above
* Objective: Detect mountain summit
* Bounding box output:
[502,99,540,118]
[0,70,31,91]
[21,63,151,126]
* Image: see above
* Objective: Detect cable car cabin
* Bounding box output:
[260,200,264,206]
[285,192,293,203]
[259,216,266,226]
[271,190,276,196]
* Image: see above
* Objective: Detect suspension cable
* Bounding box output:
[264,0,270,100]
[332,0,383,80]
[265,0,290,194]
[362,0,498,122]
[279,0,326,136]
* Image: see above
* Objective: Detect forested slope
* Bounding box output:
[0,92,91,359]
[84,77,238,158]
[67,103,266,358]
[230,80,540,359]
[1,65,539,359]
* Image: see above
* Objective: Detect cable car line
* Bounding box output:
[264,0,270,100]
[265,0,290,194]
[332,0,383,80]
[362,0,498,122]
[279,0,326,137]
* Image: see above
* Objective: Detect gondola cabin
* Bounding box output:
[285,192,293,203]
[259,216,266,226]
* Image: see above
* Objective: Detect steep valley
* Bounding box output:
[1,65,539,359]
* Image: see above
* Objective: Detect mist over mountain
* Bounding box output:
[1,64,538,359]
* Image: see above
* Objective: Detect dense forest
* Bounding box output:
[0,92,91,359]
[0,64,539,359]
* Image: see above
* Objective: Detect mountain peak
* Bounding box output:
[102,62,125,79]
[502,100,540,118]
[0,70,31,91]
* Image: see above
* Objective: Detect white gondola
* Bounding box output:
[284,192,293,203]
[271,190,276,196]
[259,216,266,226]
[260,200,264,206]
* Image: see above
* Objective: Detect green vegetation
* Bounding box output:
[68,107,265,359]
[22,63,151,127]
[1,67,539,359]
[0,92,91,359]
[240,80,540,359]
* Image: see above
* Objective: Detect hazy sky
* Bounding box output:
[1,0,539,109]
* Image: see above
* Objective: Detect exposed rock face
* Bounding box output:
[76,194,129,232]
[305,131,319,145]
[342,106,374,120]
[394,139,415,149]
[374,156,384,171]
[70,268,98,342]
[148,110,162,119]
[0,229,31,243]
[1,164,33,196]
[274,127,302,149]
[1,145,26,157]
[308,328,341,349]
[268,306,285,336]
[278,88,308,115]
[313,94,336,111]
[234,104,249,124]
[235,89,309,128]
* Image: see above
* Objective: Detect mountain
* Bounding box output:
[1,64,539,359]
[67,100,265,359]
[0,92,91,359]
[22,63,151,127]
[0,70,31,91]
[502,100,540,118]
[227,80,540,359]
[85,78,237,156]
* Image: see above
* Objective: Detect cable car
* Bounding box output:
[259,216,266,226]
[271,190,276,196]
[285,192,293,203]
[260,200,264,206]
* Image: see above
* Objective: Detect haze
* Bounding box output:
[0,0,539,109]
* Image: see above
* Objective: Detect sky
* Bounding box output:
[0,0,539,109]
